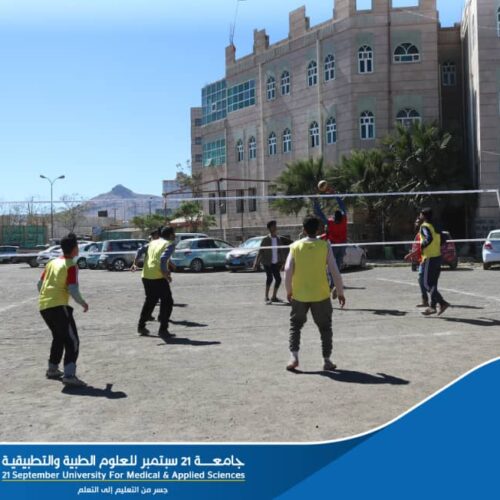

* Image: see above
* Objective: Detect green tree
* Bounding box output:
[132,214,168,235]
[272,157,337,216]
[172,201,215,232]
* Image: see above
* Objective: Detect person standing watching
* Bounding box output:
[38,233,89,387]
[136,226,176,337]
[284,216,345,372]
[254,220,289,304]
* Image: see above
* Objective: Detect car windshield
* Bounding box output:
[489,231,500,240]
[240,238,263,249]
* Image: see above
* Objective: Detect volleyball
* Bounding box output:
[318,180,329,192]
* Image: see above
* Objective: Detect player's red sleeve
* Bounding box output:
[40,270,46,281]
[66,265,78,285]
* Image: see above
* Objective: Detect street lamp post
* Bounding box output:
[40,174,65,240]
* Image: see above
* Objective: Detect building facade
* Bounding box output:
[462,0,500,236]
[191,0,497,238]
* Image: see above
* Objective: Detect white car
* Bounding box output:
[75,242,101,269]
[482,229,500,270]
[36,245,62,266]
[342,242,367,270]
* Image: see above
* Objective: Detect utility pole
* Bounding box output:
[39,174,65,240]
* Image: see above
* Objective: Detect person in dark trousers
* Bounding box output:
[136,226,176,337]
[407,208,450,316]
[284,216,346,372]
[405,216,429,308]
[254,220,289,304]
[38,233,89,387]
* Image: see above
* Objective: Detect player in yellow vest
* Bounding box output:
[38,234,89,387]
[418,208,449,316]
[135,226,176,337]
[284,216,346,372]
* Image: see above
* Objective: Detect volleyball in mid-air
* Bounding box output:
[317,180,329,192]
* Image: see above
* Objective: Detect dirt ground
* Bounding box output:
[0,262,499,442]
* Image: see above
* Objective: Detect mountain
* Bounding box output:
[84,185,164,222]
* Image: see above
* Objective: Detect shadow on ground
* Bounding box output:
[62,383,127,399]
[291,369,410,385]
[439,317,500,327]
[157,336,221,347]
[170,320,208,328]
[343,308,407,316]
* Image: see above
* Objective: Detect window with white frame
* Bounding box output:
[309,122,320,148]
[281,71,290,95]
[268,132,277,155]
[442,61,456,87]
[393,43,420,63]
[283,128,292,153]
[236,140,244,162]
[219,191,227,215]
[396,108,421,128]
[326,117,337,144]
[248,136,256,160]
[360,111,375,139]
[307,61,318,87]
[324,54,335,82]
[266,76,276,101]
[248,188,257,212]
[358,46,373,74]
[497,7,500,37]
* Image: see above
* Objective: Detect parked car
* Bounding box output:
[36,245,62,266]
[75,242,101,269]
[175,233,208,244]
[482,229,500,270]
[0,245,19,264]
[342,242,367,270]
[98,239,147,271]
[410,230,458,270]
[171,238,234,272]
[225,236,265,271]
[86,242,103,270]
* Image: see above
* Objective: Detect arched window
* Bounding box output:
[248,136,256,160]
[236,140,244,162]
[307,61,318,87]
[396,108,421,129]
[358,46,373,74]
[497,7,500,37]
[324,54,335,82]
[281,71,290,95]
[360,111,375,140]
[268,132,277,156]
[266,76,276,101]
[442,61,456,87]
[326,117,337,145]
[283,129,292,153]
[394,43,420,63]
[309,122,320,148]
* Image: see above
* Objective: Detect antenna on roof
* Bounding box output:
[229,0,247,45]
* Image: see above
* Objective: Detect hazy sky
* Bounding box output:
[0,0,464,202]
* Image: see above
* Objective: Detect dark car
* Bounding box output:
[98,239,147,271]
[0,246,19,264]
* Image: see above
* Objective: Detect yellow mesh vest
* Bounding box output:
[39,258,73,311]
[142,239,170,280]
[420,222,441,260]
[291,239,330,302]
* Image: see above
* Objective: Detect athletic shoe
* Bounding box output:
[421,307,437,316]
[323,359,337,371]
[286,357,299,371]
[46,368,63,380]
[158,329,176,338]
[137,326,150,336]
[331,288,338,300]
[271,297,283,303]
[437,302,450,316]
[62,376,87,387]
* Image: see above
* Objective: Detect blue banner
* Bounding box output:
[2,358,499,499]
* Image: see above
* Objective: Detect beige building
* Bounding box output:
[191,0,497,239]
[462,0,500,236]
